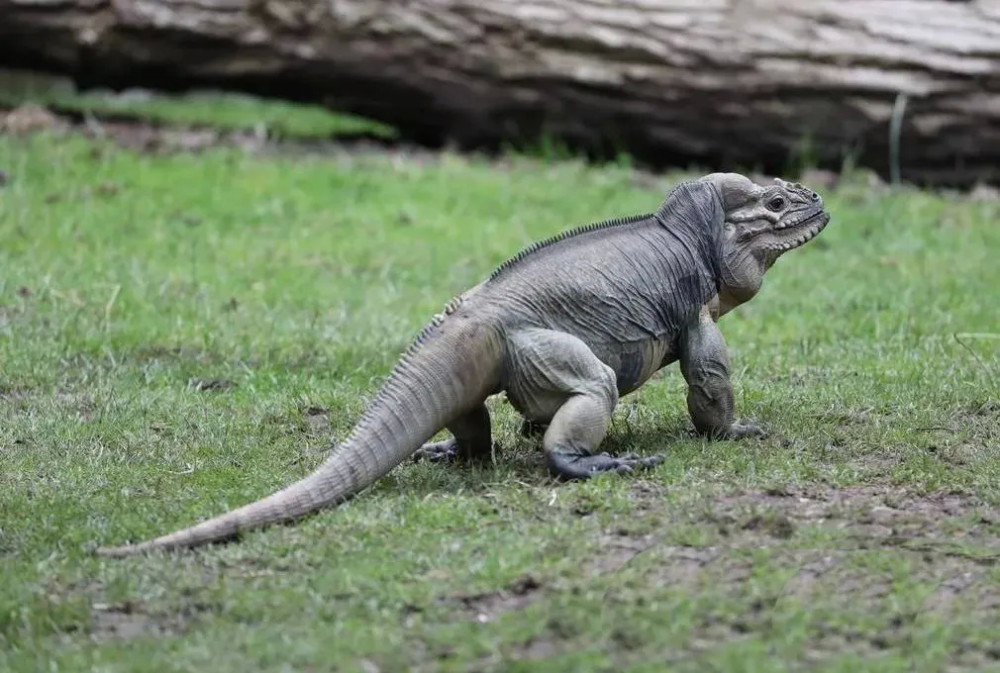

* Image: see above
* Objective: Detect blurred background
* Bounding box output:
[2,0,998,188]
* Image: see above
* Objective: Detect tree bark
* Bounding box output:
[1,0,998,186]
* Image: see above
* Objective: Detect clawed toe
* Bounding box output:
[607,453,664,475]
[699,421,769,441]
[412,443,458,463]
[731,421,768,439]
[620,454,665,470]
[547,446,665,480]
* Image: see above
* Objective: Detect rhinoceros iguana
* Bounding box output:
[96,172,830,557]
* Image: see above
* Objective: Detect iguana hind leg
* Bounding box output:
[506,329,664,480]
[412,404,493,464]
[680,307,767,439]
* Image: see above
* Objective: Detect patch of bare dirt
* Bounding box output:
[302,406,331,435]
[447,574,543,623]
[509,637,562,661]
[0,384,32,401]
[53,391,98,423]
[697,485,1000,552]
[1,103,68,135]
[52,577,217,643]
[84,120,252,155]
[919,562,990,614]
[585,484,1000,629]
[585,532,658,576]
[968,183,1000,202]
[1,387,96,422]
[91,602,180,641]
[591,539,999,664]
[89,600,213,642]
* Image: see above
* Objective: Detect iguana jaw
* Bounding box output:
[713,175,831,307]
[756,208,830,258]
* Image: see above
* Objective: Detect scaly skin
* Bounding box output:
[95,173,830,557]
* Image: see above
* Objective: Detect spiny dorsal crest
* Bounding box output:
[353,293,465,431]
[405,295,463,355]
[488,213,652,282]
[655,178,701,215]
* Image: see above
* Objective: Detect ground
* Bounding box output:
[1,82,999,672]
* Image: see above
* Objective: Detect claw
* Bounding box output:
[701,421,769,440]
[412,440,459,463]
[639,455,665,468]
[548,445,665,480]
[730,421,768,439]
[610,453,664,474]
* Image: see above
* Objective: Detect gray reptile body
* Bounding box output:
[96,173,830,557]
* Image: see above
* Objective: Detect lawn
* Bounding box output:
[1,106,999,672]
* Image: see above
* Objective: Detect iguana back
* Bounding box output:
[475,180,724,346]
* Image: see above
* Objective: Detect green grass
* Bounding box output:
[0,68,397,139]
[1,125,999,672]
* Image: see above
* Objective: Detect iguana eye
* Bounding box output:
[766,196,786,212]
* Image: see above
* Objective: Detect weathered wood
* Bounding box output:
[1,0,999,185]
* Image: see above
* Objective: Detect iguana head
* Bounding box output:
[704,172,830,308]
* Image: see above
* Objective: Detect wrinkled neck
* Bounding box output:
[720,248,765,308]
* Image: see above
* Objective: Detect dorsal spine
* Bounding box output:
[487,212,652,281]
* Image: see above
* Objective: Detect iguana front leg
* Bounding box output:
[412,404,494,464]
[679,307,767,440]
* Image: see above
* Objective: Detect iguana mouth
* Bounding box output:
[775,207,827,230]
[772,209,829,250]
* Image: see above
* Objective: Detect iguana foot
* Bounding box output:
[412,438,496,465]
[546,447,665,481]
[729,421,768,439]
[703,421,768,440]
[413,404,494,465]
[412,439,460,463]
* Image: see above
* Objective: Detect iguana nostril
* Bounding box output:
[810,191,819,201]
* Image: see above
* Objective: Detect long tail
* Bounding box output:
[95,312,498,557]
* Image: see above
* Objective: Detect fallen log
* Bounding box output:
[1,0,998,186]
